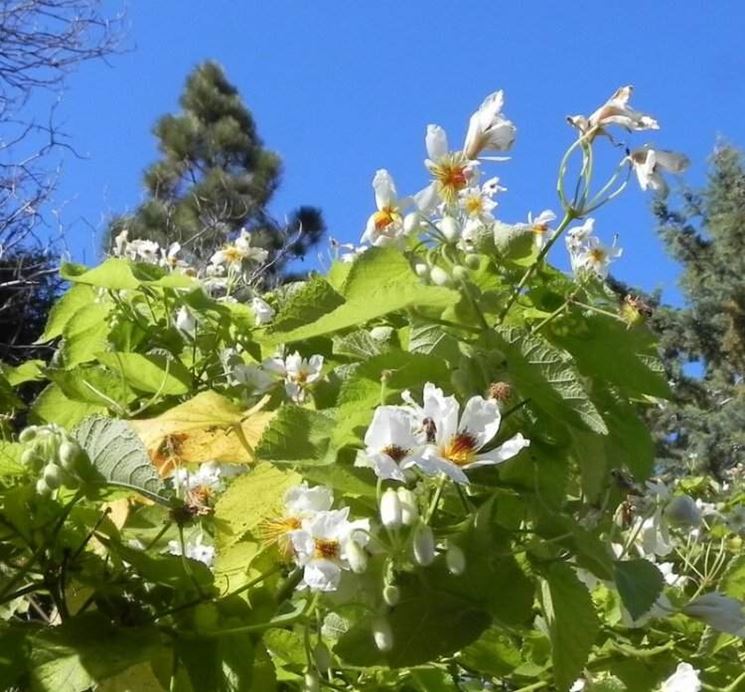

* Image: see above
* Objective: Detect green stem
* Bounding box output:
[498,210,576,324]
[426,474,447,524]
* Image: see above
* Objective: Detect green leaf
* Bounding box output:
[0,441,23,477]
[255,407,337,465]
[540,563,599,692]
[0,626,26,690]
[73,416,167,502]
[335,570,491,668]
[96,352,192,395]
[39,284,97,343]
[459,627,522,678]
[495,326,608,435]
[266,247,458,343]
[407,320,462,362]
[549,317,671,399]
[61,302,112,368]
[613,559,665,620]
[28,614,160,692]
[214,462,301,546]
[110,543,213,591]
[48,365,137,409]
[268,276,345,333]
[721,555,745,600]
[2,359,45,386]
[31,384,106,427]
[333,329,388,359]
[61,258,195,290]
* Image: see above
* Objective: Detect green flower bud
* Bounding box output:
[35,478,52,497]
[383,584,401,606]
[303,672,320,692]
[429,266,450,287]
[42,463,63,490]
[21,448,43,471]
[464,253,481,269]
[19,426,38,443]
[313,641,332,674]
[59,440,84,472]
[452,265,469,282]
[412,522,435,566]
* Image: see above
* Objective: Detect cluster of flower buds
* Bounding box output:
[19,424,91,497]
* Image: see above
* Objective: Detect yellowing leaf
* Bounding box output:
[129,391,274,475]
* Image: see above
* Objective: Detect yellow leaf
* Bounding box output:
[129,391,274,475]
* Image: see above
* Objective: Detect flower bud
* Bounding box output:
[58,440,84,472]
[396,487,419,526]
[451,265,468,282]
[665,494,702,528]
[439,216,460,243]
[403,212,422,235]
[19,426,38,443]
[446,543,466,575]
[313,641,331,674]
[35,478,52,498]
[303,672,320,692]
[43,463,62,490]
[412,522,435,566]
[429,266,450,287]
[464,253,481,269]
[414,262,429,279]
[20,448,43,471]
[372,616,394,652]
[487,381,512,402]
[383,584,401,606]
[380,488,402,529]
[345,536,368,574]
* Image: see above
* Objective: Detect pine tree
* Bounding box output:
[106,61,325,281]
[633,145,745,477]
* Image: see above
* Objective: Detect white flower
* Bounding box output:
[132,239,161,263]
[526,209,557,250]
[402,383,530,484]
[161,242,187,270]
[566,222,622,280]
[261,483,334,555]
[113,229,129,257]
[359,406,426,482]
[175,306,196,337]
[657,561,687,588]
[632,510,674,558]
[290,508,370,591]
[172,461,224,493]
[361,170,411,247]
[568,85,659,137]
[331,238,368,263]
[463,90,517,160]
[683,592,745,636]
[458,177,503,228]
[660,662,701,692]
[210,229,269,268]
[250,296,275,325]
[282,351,324,403]
[167,535,216,568]
[570,679,586,692]
[628,146,689,198]
[421,124,479,207]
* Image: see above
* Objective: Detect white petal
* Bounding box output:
[459,396,501,449]
[372,169,397,210]
[425,124,449,161]
[302,560,342,592]
[472,433,530,466]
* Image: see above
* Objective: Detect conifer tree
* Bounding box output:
[106,61,325,281]
[632,145,745,476]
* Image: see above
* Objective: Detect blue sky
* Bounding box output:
[42,1,745,302]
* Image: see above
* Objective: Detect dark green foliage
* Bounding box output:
[624,145,745,475]
[105,61,325,281]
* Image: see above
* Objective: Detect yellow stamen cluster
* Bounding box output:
[430,153,471,205]
[373,206,401,231]
[441,431,478,466]
[313,538,340,560]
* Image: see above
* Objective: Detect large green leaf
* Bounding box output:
[549,317,671,399]
[0,441,23,477]
[614,559,665,621]
[31,384,106,427]
[39,284,97,343]
[540,563,599,692]
[73,416,167,502]
[335,570,491,668]
[255,406,337,466]
[268,276,345,333]
[48,365,137,409]
[61,258,195,290]
[266,247,458,343]
[96,352,192,395]
[495,326,608,435]
[28,614,160,692]
[61,302,112,368]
